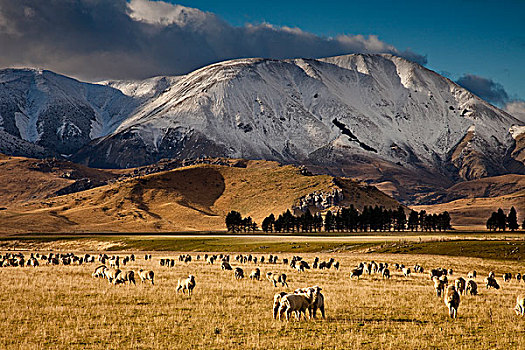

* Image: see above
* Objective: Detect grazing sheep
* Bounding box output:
[92,265,107,278]
[503,273,512,282]
[351,267,364,279]
[234,267,244,280]
[488,271,495,279]
[466,280,478,296]
[278,288,318,321]
[221,261,232,271]
[266,272,288,287]
[249,268,261,281]
[433,276,446,297]
[333,261,340,270]
[485,276,500,290]
[138,269,155,285]
[516,273,522,282]
[176,275,196,296]
[467,271,477,279]
[444,285,460,319]
[430,268,445,280]
[515,295,525,316]
[294,286,325,319]
[115,270,136,285]
[403,267,411,277]
[448,269,453,276]
[104,268,121,284]
[382,268,391,279]
[455,277,466,295]
[273,292,288,319]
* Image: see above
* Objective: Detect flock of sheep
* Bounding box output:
[2,251,524,321]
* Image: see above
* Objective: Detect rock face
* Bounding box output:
[0,55,523,203]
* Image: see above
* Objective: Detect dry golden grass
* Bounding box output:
[1,250,524,349]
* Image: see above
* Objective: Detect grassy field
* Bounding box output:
[1,237,525,349]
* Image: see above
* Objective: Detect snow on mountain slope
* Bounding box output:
[1,55,523,202]
[0,69,137,155]
[74,54,523,180]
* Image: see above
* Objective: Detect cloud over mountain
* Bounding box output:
[0,0,426,81]
[456,74,509,106]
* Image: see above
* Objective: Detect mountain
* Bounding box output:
[0,155,400,233]
[0,55,523,203]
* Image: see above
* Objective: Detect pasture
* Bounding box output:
[1,238,524,349]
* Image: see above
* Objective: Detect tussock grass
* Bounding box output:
[0,251,524,349]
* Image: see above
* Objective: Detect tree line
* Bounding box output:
[486,207,523,231]
[225,211,257,232]
[257,205,452,233]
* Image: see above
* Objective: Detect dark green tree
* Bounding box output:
[507,207,519,231]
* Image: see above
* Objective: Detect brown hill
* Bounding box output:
[0,159,400,234]
[411,190,525,230]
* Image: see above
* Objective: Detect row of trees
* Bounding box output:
[225,211,257,232]
[259,205,452,233]
[486,207,523,231]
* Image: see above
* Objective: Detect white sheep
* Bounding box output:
[433,276,446,297]
[294,286,325,319]
[515,295,525,316]
[467,271,477,279]
[273,292,288,319]
[138,269,155,285]
[266,272,288,287]
[466,280,478,296]
[402,267,411,277]
[278,288,317,321]
[455,277,466,295]
[234,267,244,280]
[176,275,196,295]
[249,268,261,280]
[444,285,460,319]
[104,268,121,284]
[115,270,136,285]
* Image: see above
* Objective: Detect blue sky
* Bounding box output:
[177,0,525,101]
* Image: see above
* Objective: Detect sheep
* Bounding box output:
[221,261,232,270]
[488,271,495,279]
[115,270,136,285]
[448,269,453,276]
[104,268,121,284]
[503,273,512,282]
[467,271,477,279]
[273,292,288,319]
[234,267,244,280]
[266,272,288,287]
[333,261,340,270]
[92,265,107,278]
[515,295,525,316]
[350,267,364,279]
[516,273,521,282]
[402,267,411,277]
[485,276,500,290]
[278,288,318,321]
[466,280,478,296]
[249,268,261,281]
[176,275,196,296]
[444,285,460,319]
[455,277,466,295]
[430,268,445,280]
[439,275,448,285]
[382,268,391,279]
[294,286,325,319]
[433,276,446,297]
[138,269,155,285]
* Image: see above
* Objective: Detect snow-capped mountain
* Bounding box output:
[0,55,523,201]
